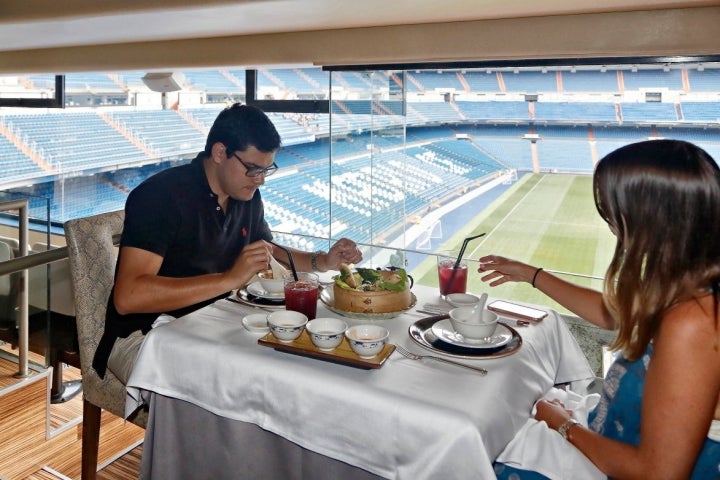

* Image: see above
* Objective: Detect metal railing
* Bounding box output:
[0,199,77,378]
[0,199,30,377]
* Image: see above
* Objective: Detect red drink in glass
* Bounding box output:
[438,260,468,296]
[284,276,319,320]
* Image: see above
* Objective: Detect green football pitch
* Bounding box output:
[412,173,617,314]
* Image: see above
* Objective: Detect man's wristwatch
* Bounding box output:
[310,250,326,272]
[557,418,579,440]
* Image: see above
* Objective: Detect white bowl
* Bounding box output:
[267,310,308,343]
[345,324,389,359]
[242,313,269,334]
[306,317,347,351]
[258,270,285,295]
[448,307,498,341]
[445,293,481,308]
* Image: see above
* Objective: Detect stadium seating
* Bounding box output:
[622,69,683,90]
[687,68,720,91]
[561,70,619,92]
[1,65,719,245]
[501,70,558,93]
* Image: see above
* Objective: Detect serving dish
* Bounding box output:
[320,288,417,320]
[408,314,522,359]
[258,330,395,369]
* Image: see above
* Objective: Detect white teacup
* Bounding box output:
[306,317,347,351]
[267,310,308,343]
[345,324,389,359]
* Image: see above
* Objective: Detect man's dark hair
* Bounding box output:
[204,103,281,155]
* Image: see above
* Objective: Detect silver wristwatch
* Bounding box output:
[310,250,326,272]
[557,418,579,440]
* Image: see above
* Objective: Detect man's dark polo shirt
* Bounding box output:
[93,154,273,377]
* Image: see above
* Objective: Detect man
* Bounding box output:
[93,103,362,382]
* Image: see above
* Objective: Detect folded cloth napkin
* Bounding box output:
[247,255,288,286]
[495,387,605,479]
[422,302,452,314]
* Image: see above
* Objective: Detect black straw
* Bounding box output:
[444,232,486,295]
[269,241,298,281]
[453,232,486,270]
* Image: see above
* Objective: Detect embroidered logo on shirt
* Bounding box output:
[242,227,247,237]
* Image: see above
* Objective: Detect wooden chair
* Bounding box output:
[64,210,147,479]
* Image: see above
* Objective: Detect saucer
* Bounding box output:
[431,319,512,349]
[246,281,285,300]
[445,293,480,307]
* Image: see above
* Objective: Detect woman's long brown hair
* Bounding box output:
[594,140,720,360]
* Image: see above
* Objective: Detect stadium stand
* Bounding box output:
[533,102,617,123]
[561,70,619,92]
[1,65,719,244]
[501,70,558,93]
[621,68,684,91]
[687,67,720,92]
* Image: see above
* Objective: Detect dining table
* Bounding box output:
[125,284,594,480]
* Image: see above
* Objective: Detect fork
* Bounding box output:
[394,345,488,376]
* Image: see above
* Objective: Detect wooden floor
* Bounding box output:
[0,345,144,480]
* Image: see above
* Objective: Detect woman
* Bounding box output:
[479,140,720,479]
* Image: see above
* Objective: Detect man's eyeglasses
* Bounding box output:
[233,153,278,177]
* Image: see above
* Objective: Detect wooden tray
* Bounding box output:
[258,330,395,369]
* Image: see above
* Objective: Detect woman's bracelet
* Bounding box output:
[531,267,543,288]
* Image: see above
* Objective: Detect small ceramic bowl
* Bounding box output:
[306,317,347,351]
[266,310,308,343]
[345,324,389,359]
[448,307,498,341]
[445,293,481,308]
[242,313,270,334]
[258,270,285,295]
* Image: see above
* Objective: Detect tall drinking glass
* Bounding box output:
[284,272,319,320]
[437,253,468,298]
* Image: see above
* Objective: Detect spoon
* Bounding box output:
[477,292,488,314]
[469,293,489,323]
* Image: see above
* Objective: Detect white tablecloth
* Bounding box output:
[126,285,593,479]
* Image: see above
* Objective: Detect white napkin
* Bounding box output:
[495,387,605,479]
[152,313,176,328]
[248,255,288,286]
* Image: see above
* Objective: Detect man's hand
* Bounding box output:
[325,238,362,271]
[228,240,274,288]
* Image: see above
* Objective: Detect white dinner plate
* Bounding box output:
[431,319,512,349]
[246,281,285,300]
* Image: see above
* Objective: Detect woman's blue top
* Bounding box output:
[496,344,720,479]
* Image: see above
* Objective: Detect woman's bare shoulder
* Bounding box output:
[658,294,719,360]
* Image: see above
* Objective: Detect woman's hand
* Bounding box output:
[535,398,574,431]
[477,255,538,287]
